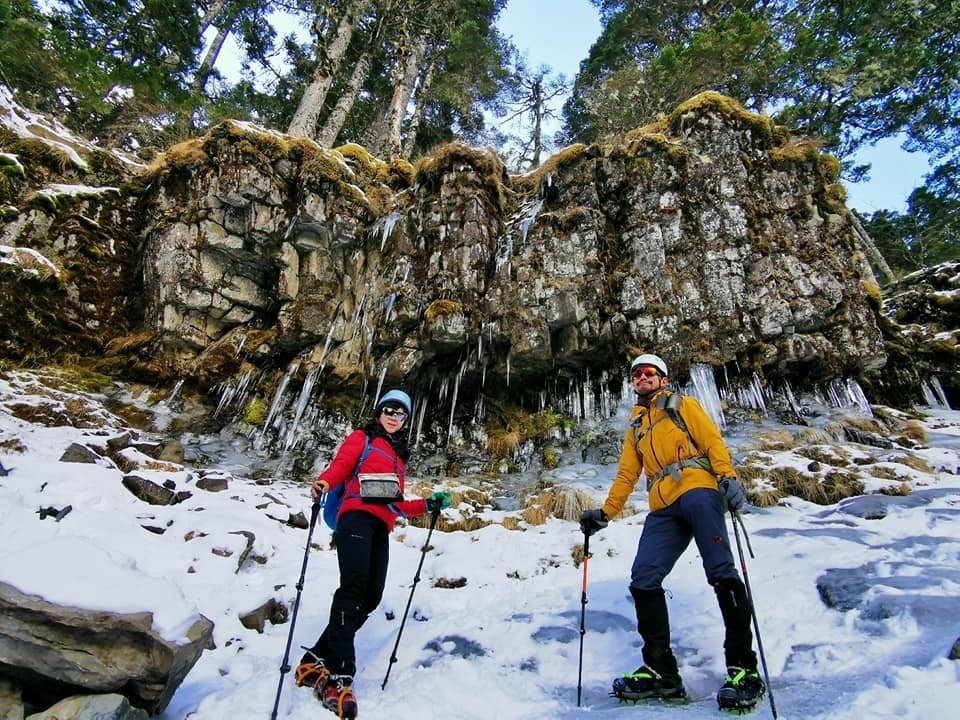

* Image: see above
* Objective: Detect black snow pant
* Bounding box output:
[302,510,389,677]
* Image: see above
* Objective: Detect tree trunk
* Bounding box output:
[315,47,374,147]
[530,77,544,168]
[287,0,370,139]
[849,210,897,284]
[401,57,436,159]
[376,35,426,158]
[199,0,230,35]
[193,17,233,96]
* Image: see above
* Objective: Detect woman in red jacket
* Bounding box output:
[295,389,449,718]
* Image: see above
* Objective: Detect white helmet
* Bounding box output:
[630,353,668,376]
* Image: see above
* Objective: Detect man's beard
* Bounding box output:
[634,387,656,406]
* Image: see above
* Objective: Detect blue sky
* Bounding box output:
[495,0,931,214]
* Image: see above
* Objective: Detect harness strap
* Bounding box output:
[648,453,714,487]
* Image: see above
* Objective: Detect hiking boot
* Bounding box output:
[294,653,329,693]
[717,667,765,711]
[320,674,358,719]
[612,665,686,702]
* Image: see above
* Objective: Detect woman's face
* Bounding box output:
[378,405,408,434]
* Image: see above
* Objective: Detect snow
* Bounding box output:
[1,373,959,720]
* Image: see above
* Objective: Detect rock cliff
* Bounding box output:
[1,91,954,434]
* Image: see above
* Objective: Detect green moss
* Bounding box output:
[861,280,884,311]
[33,365,114,393]
[424,299,462,323]
[385,158,415,188]
[768,139,823,165]
[0,130,76,174]
[818,155,842,182]
[542,446,559,470]
[25,189,60,213]
[143,137,209,181]
[414,143,507,208]
[219,120,290,160]
[514,143,590,194]
[243,395,269,425]
[335,143,385,183]
[618,119,689,162]
[825,182,846,202]
[669,91,775,142]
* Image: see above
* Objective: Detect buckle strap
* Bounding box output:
[295,661,329,691]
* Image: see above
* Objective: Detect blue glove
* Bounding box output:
[718,477,747,511]
[579,508,608,536]
[426,491,451,513]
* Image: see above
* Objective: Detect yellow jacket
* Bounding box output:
[602,389,737,516]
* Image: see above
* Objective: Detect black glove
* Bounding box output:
[579,508,608,536]
[718,477,746,511]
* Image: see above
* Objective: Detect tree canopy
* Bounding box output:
[0,0,954,270]
[562,0,958,272]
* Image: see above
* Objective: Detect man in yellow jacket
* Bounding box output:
[580,354,765,711]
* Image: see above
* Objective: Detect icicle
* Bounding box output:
[684,363,725,430]
[723,372,767,414]
[261,362,299,438]
[921,377,951,409]
[373,366,388,406]
[379,211,402,251]
[599,370,612,418]
[283,366,319,450]
[824,378,873,416]
[165,379,184,404]
[283,214,299,241]
[583,368,594,419]
[519,199,543,244]
[506,351,511,387]
[214,369,256,417]
[782,381,804,423]
[235,333,247,357]
[317,323,337,368]
[844,378,873,416]
[473,393,485,425]
[214,382,236,418]
[352,291,366,327]
[494,233,513,273]
[412,396,426,447]
[383,293,397,323]
[446,362,468,441]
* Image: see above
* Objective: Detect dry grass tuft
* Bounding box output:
[795,427,837,445]
[487,429,523,459]
[521,486,603,525]
[765,465,867,505]
[888,454,934,474]
[755,429,798,451]
[796,444,851,467]
[878,482,912,496]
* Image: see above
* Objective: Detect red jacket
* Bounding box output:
[318,429,427,531]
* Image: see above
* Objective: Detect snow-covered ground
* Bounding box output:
[1,371,958,720]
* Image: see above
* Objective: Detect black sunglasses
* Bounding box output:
[381,407,408,420]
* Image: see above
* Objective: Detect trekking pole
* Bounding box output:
[270,494,325,720]
[381,506,441,691]
[729,510,778,719]
[576,531,592,706]
[735,510,755,559]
